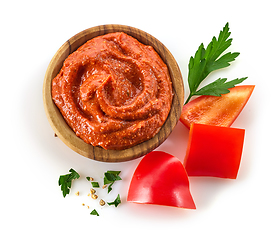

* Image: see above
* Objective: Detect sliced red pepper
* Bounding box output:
[127,151,196,209]
[184,123,245,179]
[180,85,255,128]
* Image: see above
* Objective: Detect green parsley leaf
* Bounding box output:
[103,171,122,193]
[58,168,80,198]
[90,209,99,216]
[91,182,100,188]
[107,182,114,193]
[185,23,247,104]
[194,77,248,96]
[104,172,122,184]
[107,194,121,207]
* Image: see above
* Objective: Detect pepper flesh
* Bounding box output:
[184,123,245,179]
[127,151,196,209]
[180,85,255,128]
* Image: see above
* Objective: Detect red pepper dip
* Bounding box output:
[52,32,173,150]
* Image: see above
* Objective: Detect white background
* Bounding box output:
[1,0,273,239]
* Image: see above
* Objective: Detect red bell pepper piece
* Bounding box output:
[180,85,255,128]
[127,151,196,209]
[184,123,245,179]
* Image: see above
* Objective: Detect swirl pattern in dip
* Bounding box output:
[52,32,173,150]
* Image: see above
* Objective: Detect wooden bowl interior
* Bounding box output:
[43,25,184,162]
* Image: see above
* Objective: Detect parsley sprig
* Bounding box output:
[58,168,80,198]
[185,22,247,104]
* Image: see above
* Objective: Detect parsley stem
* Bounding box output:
[185,94,193,105]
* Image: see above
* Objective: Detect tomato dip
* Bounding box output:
[52,32,173,150]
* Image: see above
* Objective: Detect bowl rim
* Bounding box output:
[43,24,184,162]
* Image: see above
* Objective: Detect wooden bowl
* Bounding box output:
[43,24,184,162]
